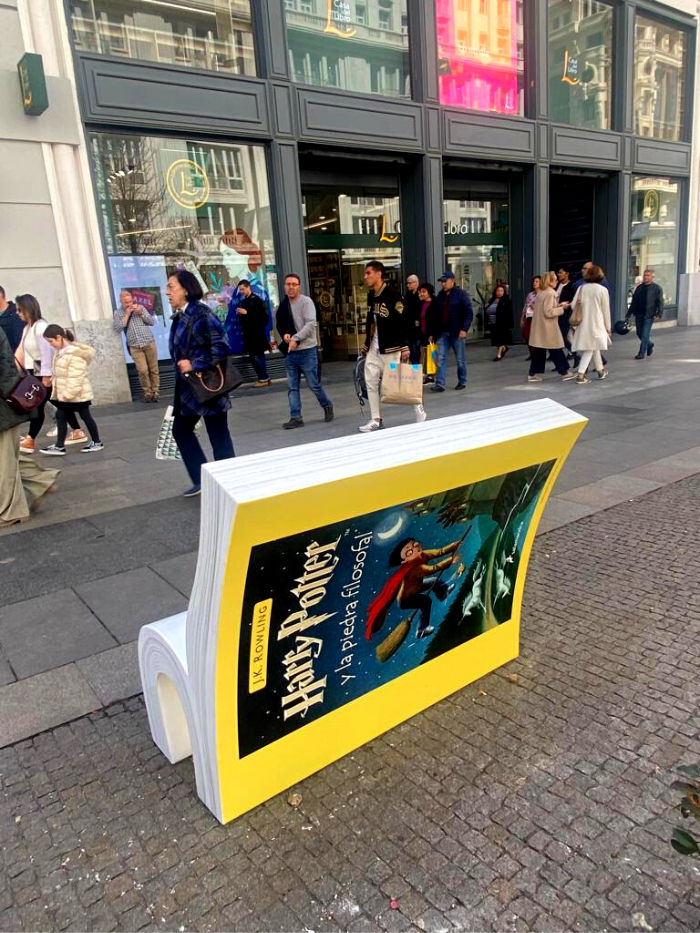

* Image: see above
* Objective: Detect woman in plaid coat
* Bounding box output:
[167,270,234,497]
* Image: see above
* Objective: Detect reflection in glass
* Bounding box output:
[285,0,410,97]
[90,133,277,360]
[549,0,612,130]
[303,191,402,358]
[634,15,687,141]
[628,177,679,315]
[436,0,524,115]
[443,196,509,341]
[69,0,256,76]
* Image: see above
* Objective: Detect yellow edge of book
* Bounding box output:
[214,420,585,823]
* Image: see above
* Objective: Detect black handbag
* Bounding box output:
[180,308,243,404]
[182,357,243,404]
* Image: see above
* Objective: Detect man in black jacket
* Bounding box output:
[359,260,426,432]
[628,268,663,359]
[236,279,271,386]
[403,273,422,364]
[0,287,22,353]
[429,271,473,392]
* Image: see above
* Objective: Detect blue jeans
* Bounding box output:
[635,315,654,356]
[285,347,331,419]
[436,334,467,388]
[250,352,268,381]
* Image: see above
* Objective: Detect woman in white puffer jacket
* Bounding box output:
[39,325,104,456]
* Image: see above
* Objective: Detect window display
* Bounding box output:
[436,0,525,115]
[90,133,277,360]
[285,0,410,97]
[634,15,687,141]
[69,0,256,76]
[629,176,680,315]
[549,0,613,130]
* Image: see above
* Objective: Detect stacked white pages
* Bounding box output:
[139,398,587,823]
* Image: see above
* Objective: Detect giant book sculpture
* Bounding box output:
[139,399,587,823]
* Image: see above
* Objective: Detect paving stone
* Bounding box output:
[150,552,198,599]
[0,590,115,679]
[74,567,188,643]
[75,643,141,706]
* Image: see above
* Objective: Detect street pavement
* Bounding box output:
[0,473,699,932]
[0,325,700,930]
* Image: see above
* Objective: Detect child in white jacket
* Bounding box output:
[39,325,104,455]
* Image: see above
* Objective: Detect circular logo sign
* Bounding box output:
[165,159,210,210]
[644,189,659,220]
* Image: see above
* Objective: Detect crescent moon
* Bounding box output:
[377,514,404,541]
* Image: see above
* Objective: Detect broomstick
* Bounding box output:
[374,524,472,663]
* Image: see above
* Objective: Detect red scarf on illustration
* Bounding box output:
[365,557,421,641]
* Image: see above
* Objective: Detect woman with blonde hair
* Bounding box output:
[527,271,575,382]
[569,264,611,384]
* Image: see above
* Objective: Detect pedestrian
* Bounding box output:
[0,286,23,352]
[360,260,426,432]
[39,325,104,455]
[15,294,85,453]
[167,270,235,497]
[527,272,576,382]
[277,273,333,430]
[403,274,422,365]
[555,268,578,363]
[487,284,514,361]
[113,288,159,402]
[569,265,611,385]
[520,276,540,360]
[236,279,271,387]
[418,282,435,383]
[628,268,663,360]
[429,271,473,393]
[0,329,60,527]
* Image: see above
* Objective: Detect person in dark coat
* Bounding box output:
[167,270,235,498]
[236,279,271,387]
[486,284,514,361]
[0,287,23,352]
[628,268,663,359]
[429,271,473,392]
[403,274,423,365]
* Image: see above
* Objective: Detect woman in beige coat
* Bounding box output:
[570,265,611,384]
[39,325,104,456]
[527,272,575,382]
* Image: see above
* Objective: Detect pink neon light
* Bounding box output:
[436,0,523,114]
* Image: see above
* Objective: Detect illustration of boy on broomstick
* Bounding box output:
[365,535,464,661]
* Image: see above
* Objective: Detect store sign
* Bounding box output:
[561,50,580,86]
[379,214,399,243]
[324,0,356,38]
[165,158,210,210]
[17,53,48,116]
[644,189,660,220]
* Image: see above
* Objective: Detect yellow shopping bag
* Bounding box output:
[426,341,438,376]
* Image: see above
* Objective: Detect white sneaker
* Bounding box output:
[359,420,383,433]
[415,404,427,423]
[46,426,58,438]
[527,375,543,383]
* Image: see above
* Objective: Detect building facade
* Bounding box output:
[1,0,698,400]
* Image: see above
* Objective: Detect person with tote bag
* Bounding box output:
[359,260,426,432]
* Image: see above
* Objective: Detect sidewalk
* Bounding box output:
[1,327,700,746]
[0,475,699,932]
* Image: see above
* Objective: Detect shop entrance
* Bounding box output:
[301,158,403,361]
[443,166,520,341]
[549,170,615,286]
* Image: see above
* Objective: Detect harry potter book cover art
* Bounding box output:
[236,461,554,758]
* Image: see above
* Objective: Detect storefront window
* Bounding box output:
[628,177,680,315]
[303,191,402,358]
[444,194,509,340]
[634,15,687,141]
[69,0,256,76]
[549,1,613,130]
[436,0,525,115]
[286,0,410,97]
[90,132,277,359]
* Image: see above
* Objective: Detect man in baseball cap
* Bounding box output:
[429,272,473,392]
